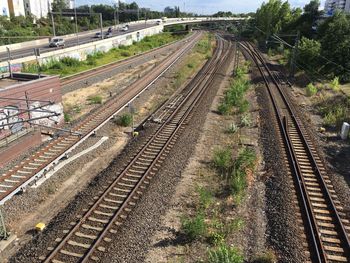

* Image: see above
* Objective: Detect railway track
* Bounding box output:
[0,32,202,205]
[39,36,231,263]
[240,42,350,262]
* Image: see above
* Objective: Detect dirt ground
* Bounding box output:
[145,52,268,262]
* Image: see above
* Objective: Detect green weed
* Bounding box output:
[306,83,317,97]
[181,213,207,241]
[64,113,72,123]
[330,76,340,92]
[87,95,103,104]
[212,148,233,178]
[240,114,252,127]
[226,123,239,134]
[197,186,214,210]
[207,244,244,263]
[116,113,133,127]
[252,250,277,263]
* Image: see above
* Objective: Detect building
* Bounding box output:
[7,0,26,17]
[0,1,9,16]
[23,0,51,18]
[324,0,350,15]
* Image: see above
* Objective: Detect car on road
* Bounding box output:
[121,25,129,32]
[108,27,113,33]
[156,20,162,25]
[105,32,113,38]
[94,32,102,38]
[49,38,65,48]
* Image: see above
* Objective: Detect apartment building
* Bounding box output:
[8,0,26,17]
[0,1,9,16]
[325,0,350,15]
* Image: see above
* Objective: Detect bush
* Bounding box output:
[239,100,249,113]
[208,244,244,263]
[305,83,317,97]
[181,213,206,240]
[120,51,131,57]
[218,102,231,115]
[116,113,133,127]
[87,95,103,104]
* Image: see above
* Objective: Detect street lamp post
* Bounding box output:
[74,0,79,45]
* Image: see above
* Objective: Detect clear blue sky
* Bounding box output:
[76,1,326,15]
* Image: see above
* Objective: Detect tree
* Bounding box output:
[319,12,350,81]
[297,37,321,69]
[51,0,68,12]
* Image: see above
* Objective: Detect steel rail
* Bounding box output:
[240,41,350,262]
[42,36,231,263]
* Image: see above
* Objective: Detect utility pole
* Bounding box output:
[6,47,12,79]
[290,31,300,78]
[50,12,56,37]
[74,0,79,45]
[100,13,104,39]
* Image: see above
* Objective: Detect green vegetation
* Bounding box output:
[22,33,186,77]
[87,95,103,104]
[181,213,207,241]
[0,0,188,45]
[330,77,340,92]
[251,0,350,83]
[116,113,133,127]
[305,83,317,97]
[64,113,72,123]
[226,123,239,134]
[207,244,244,263]
[218,66,251,115]
[240,113,252,127]
[212,147,233,179]
[252,251,277,263]
[197,186,214,210]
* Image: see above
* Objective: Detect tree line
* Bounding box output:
[250,0,350,82]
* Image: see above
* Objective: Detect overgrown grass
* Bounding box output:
[181,213,207,241]
[208,244,244,263]
[252,250,277,263]
[22,32,187,77]
[116,113,133,127]
[306,83,317,97]
[218,66,251,115]
[317,96,350,127]
[87,95,103,104]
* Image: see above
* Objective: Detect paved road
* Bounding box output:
[0,22,157,62]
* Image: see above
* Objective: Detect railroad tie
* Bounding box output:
[59,249,84,258]
[67,240,91,249]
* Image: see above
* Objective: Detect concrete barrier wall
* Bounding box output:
[0,17,239,53]
[0,25,164,71]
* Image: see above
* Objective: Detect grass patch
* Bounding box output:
[23,32,187,77]
[116,113,133,127]
[252,250,277,263]
[181,213,207,241]
[212,147,233,179]
[317,95,350,127]
[64,113,72,123]
[305,83,317,97]
[240,113,252,127]
[87,95,103,104]
[197,186,214,211]
[226,122,239,134]
[208,244,244,263]
[218,68,251,115]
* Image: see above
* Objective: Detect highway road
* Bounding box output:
[0,22,157,62]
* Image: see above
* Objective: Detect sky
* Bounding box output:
[76,0,327,15]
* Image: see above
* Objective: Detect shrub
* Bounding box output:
[305,83,317,97]
[87,95,103,104]
[218,102,231,115]
[181,213,206,240]
[187,63,194,68]
[208,244,244,263]
[120,51,131,57]
[235,148,256,171]
[116,113,133,127]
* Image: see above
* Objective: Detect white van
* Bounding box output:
[49,38,65,48]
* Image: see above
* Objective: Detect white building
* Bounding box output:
[0,1,9,16]
[324,0,350,15]
[23,0,52,18]
[8,0,26,16]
